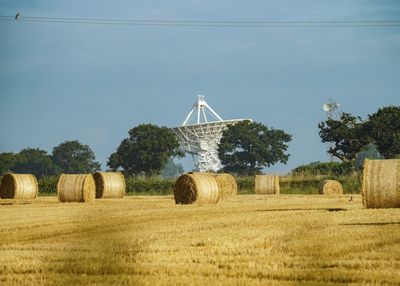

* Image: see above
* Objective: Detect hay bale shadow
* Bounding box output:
[340,222,400,226]
[256,208,347,212]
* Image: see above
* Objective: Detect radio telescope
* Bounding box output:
[171,95,249,172]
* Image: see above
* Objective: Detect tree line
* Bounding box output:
[0,121,292,177]
[3,105,396,178]
[0,141,100,178]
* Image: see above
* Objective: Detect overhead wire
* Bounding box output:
[0,15,400,27]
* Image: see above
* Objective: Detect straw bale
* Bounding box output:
[174,173,219,204]
[93,172,126,198]
[212,173,237,199]
[0,174,38,199]
[57,174,95,203]
[255,174,280,195]
[319,180,343,195]
[362,159,400,208]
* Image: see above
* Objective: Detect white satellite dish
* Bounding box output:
[323,103,331,112]
[171,95,250,172]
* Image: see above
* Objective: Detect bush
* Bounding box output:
[280,177,322,194]
[335,173,361,194]
[38,176,59,194]
[292,161,353,176]
[236,177,254,194]
[237,174,360,194]
[125,176,174,195]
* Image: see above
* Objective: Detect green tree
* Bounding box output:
[107,124,183,176]
[52,140,101,173]
[11,148,58,178]
[366,106,400,159]
[161,158,184,178]
[0,152,21,175]
[318,113,370,163]
[218,120,292,175]
[106,152,121,171]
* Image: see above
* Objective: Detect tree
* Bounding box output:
[366,106,400,159]
[11,148,58,178]
[0,152,21,175]
[107,124,183,176]
[354,143,382,170]
[52,140,101,173]
[218,120,292,175]
[161,158,184,178]
[106,152,121,171]
[318,113,370,163]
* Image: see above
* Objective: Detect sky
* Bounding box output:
[0,0,399,173]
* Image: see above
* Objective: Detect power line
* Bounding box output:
[1,15,400,27]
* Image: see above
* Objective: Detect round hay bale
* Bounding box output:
[362,159,400,209]
[174,173,219,204]
[212,173,237,199]
[0,174,38,199]
[57,174,95,203]
[319,180,343,195]
[93,172,126,198]
[255,174,280,195]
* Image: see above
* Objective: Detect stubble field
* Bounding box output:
[0,194,400,286]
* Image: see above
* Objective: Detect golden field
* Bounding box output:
[0,194,400,286]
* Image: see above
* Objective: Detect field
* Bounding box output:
[1,194,400,285]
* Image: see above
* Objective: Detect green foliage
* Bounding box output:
[318,106,400,161]
[38,176,59,193]
[161,158,184,178]
[337,173,361,194]
[318,113,370,163]
[0,152,21,175]
[218,121,292,175]
[285,174,360,194]
[235,177,255,194]
[354,143,382,170]
[236,174,360,194]
[108,124,183,176]
[52,140,101,174]
[32,172,361,195]
[11,148,58,178]
[292,161,353,176]
[366,106,400,159]
[125,176,174,195]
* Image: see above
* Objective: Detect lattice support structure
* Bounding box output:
[171,95,248,172]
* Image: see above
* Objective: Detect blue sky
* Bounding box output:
[0,0,399,173]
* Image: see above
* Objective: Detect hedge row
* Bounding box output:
[125,177,175,195]
[236,176,325,194]
[36,176,176,195]
[38,176,59,193]
[36,173,361,195]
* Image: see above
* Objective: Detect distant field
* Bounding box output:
[0,195,399,285]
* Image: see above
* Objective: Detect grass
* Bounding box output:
[0,194,399,285]
[38,192,57,197]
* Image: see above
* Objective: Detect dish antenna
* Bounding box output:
[323,99,340,119]
[171,95,250,172]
